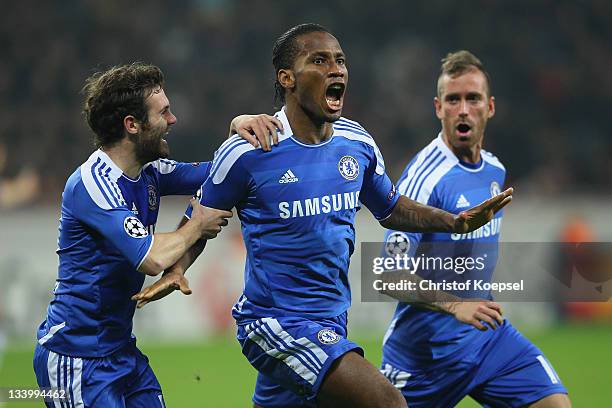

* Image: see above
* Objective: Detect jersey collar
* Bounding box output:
[435,133,484,173]
[90,149,125,182]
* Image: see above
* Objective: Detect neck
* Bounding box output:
[285,100,334,144]
[100,140,142,179]
[442,134,482,164]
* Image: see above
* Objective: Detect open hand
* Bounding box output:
[132,272,192,309]
[230,114,283,151]
[454,188,513,233]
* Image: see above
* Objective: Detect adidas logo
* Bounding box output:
[279,169,299,184]
[131,203,139,214]
[455,194,471,209]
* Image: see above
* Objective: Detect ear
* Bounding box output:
[278,69,295,91]
[124,115,140,135]
[488,96,496,119]
[434,96,443,120]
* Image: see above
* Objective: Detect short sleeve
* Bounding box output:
[360,144,400,220]
[152,159,212,196]
[72,182,154,269]
[185,138,253,218]
[380,179,441,259]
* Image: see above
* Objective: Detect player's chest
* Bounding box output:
[117,177,160,226]
[248,149,368,220]
[438,175,503,215]
[252,149,368,200]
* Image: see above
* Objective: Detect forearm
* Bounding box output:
[379,270,461,315]
[138,218,203,276]
[165,238,207,276]
[380,195,456,233]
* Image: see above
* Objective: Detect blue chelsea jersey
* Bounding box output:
[189,108,399,320]
[37,150,210,357]
[382,134,506,369]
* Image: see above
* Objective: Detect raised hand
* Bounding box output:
[131,272,192,309]
[453,188,513,233]
[229,114,284,151]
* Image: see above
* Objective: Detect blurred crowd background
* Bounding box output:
[0,0,611,210]
[0,3,611,405]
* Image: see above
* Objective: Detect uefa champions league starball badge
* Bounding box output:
[124,216,148,238]
[385,231,410,257]
[317,329,341,345]
[338,156,359,180]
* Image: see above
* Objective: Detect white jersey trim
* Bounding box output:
[481,149,506,171]
[537,355,560,384]
[245,318,329,386]
[145,158,178,175]
[274,107,298,145]
[38,322,66,345]
[136,235,155,270]
[211,142,255,184]
[80,150,126,210]
[398,135,457,204]
[46,351,84,407]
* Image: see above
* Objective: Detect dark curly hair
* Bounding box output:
[82,62,164,148]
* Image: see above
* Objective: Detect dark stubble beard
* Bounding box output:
[132,124,169,165]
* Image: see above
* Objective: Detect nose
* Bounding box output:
[167,112,177,126]
[329,61,345,78]
[459,99,469,117]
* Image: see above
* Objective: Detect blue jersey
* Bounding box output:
[382,134,506,369]
[37,150,210,358]
[189,108,399,320]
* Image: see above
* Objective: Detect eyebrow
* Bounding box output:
[445,91,483,99]
[310,50,345,58]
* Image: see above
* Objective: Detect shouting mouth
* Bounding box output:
[456,123,472,139]
[325,82,345,112]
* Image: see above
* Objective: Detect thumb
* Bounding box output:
[178,278,193,295]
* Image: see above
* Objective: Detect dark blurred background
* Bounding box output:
[1,0,610,208]
[1,3,611,406]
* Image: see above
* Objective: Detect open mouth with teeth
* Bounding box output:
[325,83,345,112]
[456,123,472,138]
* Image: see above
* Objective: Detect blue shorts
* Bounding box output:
[381,322,568,408]
[236,313,362,407]
[33,341,165,408]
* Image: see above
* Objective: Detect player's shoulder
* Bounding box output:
[143,158,179,175]
[333,116,377,149]
[208,135,258,184]
[481,149,505,172]
[397,135,458,201]
[76,150,127,210]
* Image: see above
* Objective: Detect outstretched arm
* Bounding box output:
[380,188,513,234]
[137,200,231,276]
[133,216,207,308]
[379,270,504,331]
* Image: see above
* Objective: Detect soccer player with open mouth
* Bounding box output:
[137,24,512,408]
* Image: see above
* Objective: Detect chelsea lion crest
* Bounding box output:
[317,329,341,345]
[147,185,158,211]
[338,156,359,180]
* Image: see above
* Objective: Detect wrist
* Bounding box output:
[449,213,460,233]
[163,268,185,277]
